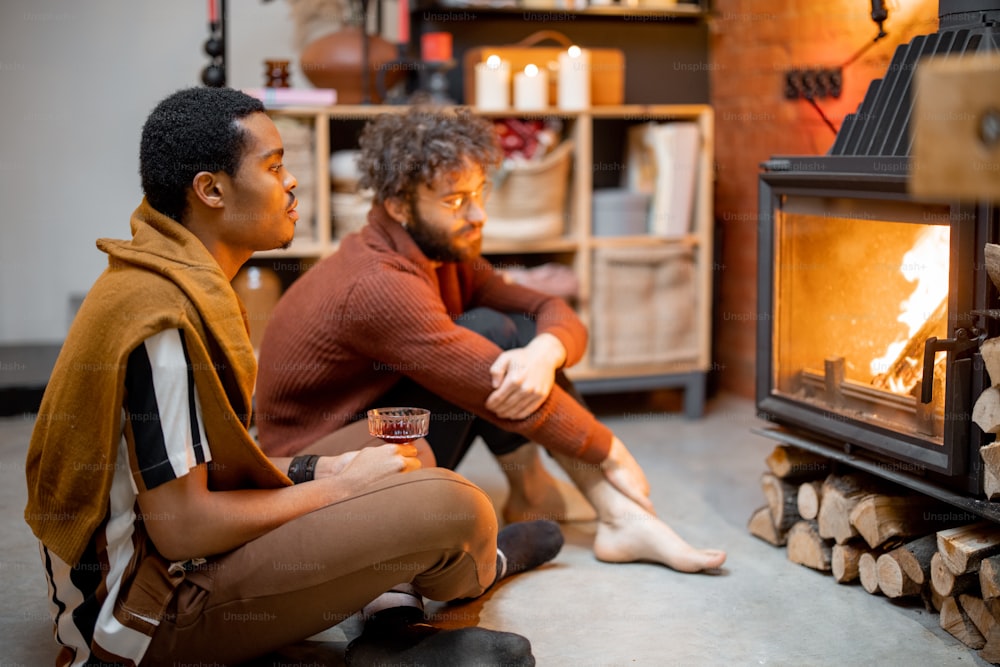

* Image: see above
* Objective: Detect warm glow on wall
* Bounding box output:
[707,0,944,397]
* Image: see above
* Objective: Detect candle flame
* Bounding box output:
[486,54,501,69]
[568,45,582,58]
[525,64,539,77]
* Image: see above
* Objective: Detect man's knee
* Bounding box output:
[455,308,535,351]
[398,469,498,545]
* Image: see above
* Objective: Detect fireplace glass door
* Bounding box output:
[772,195,954,444]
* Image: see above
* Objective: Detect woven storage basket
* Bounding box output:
[591,244,698,367]
[484,140,573,242]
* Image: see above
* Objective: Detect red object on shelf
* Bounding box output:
[494,118,551,160]
[421,32,453,63]
[398,0,410,45]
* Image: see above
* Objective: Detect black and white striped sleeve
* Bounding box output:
[124,329,212,492]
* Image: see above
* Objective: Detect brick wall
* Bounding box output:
[708,0,940,397]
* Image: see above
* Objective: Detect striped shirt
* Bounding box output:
[40,329,212,666]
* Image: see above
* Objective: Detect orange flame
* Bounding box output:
[870,226,950,390]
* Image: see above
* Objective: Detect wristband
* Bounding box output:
[304,454,320,482]
[288,455,320,484]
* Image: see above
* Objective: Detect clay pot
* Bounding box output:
[300,27,403,104]
[231,266,283,352]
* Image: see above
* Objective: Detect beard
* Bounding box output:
[405,201,481,263]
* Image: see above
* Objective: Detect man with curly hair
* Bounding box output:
[24,89,551,667]
[255,107,727,575]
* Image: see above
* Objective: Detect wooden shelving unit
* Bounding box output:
[414,0,710,20]
[259,104,714,416]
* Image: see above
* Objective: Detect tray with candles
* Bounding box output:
[462,30,624,109]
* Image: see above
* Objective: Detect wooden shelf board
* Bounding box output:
[268,104,712,120]
[569,359,702,381]
[483,237,579,254]
[589,104,711,119]
[588,234,698,249]
[418,3,706,19]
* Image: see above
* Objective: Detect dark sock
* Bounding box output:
[494,519,564,583]
[345,608,535,667]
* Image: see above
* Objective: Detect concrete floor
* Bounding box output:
[0,393,993,666]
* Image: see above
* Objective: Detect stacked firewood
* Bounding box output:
[974,334,1000,500]
[976,243,1000,498]
[749,444,1000,663]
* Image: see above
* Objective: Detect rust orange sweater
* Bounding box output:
[255,204,613,463]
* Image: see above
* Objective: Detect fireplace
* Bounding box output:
[755,0,1000,516]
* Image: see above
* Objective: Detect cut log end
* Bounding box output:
[831,542,867,584]
[765,445,831,481]
[981,624,1000,664]
[797,480,823,521]
[931,551,979,598]
[940,596,987,650]
[877,552,923,599]
[761,472,801,534]
[859,552,881,595]
[748,505,787,547]
[787,520,832,572]
[981,443,1000,501]
[981,555,1000,602]
[960,594,999,640]
[937,521,1000,576]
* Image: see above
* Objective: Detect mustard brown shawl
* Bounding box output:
[24,200,290,566]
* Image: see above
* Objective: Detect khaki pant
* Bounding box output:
[144,460,498,665]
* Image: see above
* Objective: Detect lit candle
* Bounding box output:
[421,32,452,63]
[475,55,510,111]
[514,63,548,111]
[557,45,591,110]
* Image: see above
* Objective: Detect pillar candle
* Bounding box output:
[557,45,591,110]
[514,63,548,111]
[421,32,453,63]
[475,55,510,110]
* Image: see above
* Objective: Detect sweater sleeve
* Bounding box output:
[344,266,612,463]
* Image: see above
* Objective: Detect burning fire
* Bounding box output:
[870,226,951,393]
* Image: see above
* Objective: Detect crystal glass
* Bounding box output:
[367,407,430,445]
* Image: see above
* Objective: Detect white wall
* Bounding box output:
[0,0,300,344]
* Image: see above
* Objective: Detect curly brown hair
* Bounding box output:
[356,107,502,204]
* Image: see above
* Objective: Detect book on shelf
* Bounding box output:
[624,121,700,238]
[243,87,337,107]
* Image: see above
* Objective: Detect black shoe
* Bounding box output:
[345,610,535,667]
[496,519,564,581]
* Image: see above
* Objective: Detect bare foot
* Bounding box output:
[592,503,727,573]
[503,474,597,524]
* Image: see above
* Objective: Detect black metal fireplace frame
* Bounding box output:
[756,156,993,497]
[752,0,1000,521]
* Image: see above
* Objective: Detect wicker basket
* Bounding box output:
[591,244,698,367]
[484,140,573,242]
